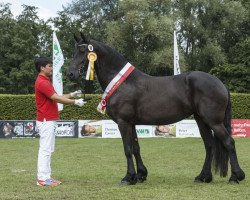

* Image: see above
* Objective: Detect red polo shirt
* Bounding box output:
[35,74,59,121]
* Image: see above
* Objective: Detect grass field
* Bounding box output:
[0,138,249,200]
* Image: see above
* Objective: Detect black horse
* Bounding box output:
[68,33,245,185]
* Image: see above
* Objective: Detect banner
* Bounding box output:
[174,31,181,75]
[0,120,78,138]
[102,120,154,138]
[154,124,176,137]
[232,119,250,138]
[0,120,249,139]
[176,120,200,138]
[102,120,120,138]
[53,31,64,111]
[0,120,37,138]
[78,120,102,138]
[55,121,78,137]
[136,125,153,138]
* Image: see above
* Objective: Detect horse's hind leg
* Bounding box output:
[118,121,137,185]
[194,115,213,183]
[211,124,245,183]
[132,125,148,183]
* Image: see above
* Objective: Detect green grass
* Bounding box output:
[0,138,249,200]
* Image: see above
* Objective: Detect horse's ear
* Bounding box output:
[74,33,81,42]
[80,32,89,44]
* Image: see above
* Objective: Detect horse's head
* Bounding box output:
[67,32,92,81]
[68,32,128,90]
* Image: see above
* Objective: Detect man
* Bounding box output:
[35,57,85,186]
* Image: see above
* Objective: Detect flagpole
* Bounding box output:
[52,31,64,111]
[174,31,181,75]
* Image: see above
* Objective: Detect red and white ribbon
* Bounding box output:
[97,62,135,114]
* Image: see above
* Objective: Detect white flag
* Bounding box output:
[53,31,64,111]
[174,31,181,75]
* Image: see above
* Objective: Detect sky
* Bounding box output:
[2,0,74,20]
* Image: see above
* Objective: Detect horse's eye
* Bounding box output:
[79,46,86,52]
[78,44,87,52]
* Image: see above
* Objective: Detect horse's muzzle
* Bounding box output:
[67,72,75,80]
[67,70,80,81]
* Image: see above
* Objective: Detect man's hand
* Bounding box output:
[74,99,86,107]
[70,90,82,98]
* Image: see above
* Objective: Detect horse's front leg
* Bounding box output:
[132,125,148,183]
[118,122,137,185]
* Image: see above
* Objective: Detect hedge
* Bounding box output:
[0,93,249,120]
[231,93,250,119]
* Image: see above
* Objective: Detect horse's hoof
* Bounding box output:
[120,179,137,185]
[235,169,245,181]
[230,169,245,183]
[204,177,212,183]
[194,178,204,183]
[194,174,212,183]
[228,179,239,184]
[120,180,131,185]
[120,175,137,185]
[137,176,147,183]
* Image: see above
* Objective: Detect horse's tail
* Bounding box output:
[213,89,231,177]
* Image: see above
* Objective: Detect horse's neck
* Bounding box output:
[96,60,128,90]
[95,45,128,90]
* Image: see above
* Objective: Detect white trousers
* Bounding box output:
[36,120,56,180]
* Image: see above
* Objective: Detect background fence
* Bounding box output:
[1,119,249,139]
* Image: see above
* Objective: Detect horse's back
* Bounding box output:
[108,70,228,125]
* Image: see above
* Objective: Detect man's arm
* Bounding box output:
[61,94,73,99]
[50,93,86,107]
[50,93,75,104]
[62,90,82,99]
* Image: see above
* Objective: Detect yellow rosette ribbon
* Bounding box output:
[86,52,97,80]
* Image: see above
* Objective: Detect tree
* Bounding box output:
[106,0,183,75]
[0,4,52,94]
[210,63,249,93]
[56,0,121,93]
[9,5,52,94]
[64,0,120,40]
[174,0,248,72]
[211,37,250,93]
[0,0,249,94]
[0,3,15,93]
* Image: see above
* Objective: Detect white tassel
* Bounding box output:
[86,62,91,80]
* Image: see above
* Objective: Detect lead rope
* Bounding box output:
[76,78,86,101]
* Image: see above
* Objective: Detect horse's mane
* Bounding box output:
[91,39,127,62]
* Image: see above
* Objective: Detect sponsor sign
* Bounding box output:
[102,120,120,138]
[0,119,249,139]
[176,120,200,138]
[55,121,77,137]
[136,125,153,138]
[102,120,154,138]
[154,124,176,137]
[232,119,250,138]
[78,120,102,138]
[0,120,37,138]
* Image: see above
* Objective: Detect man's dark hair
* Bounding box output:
[35,57,52,72]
